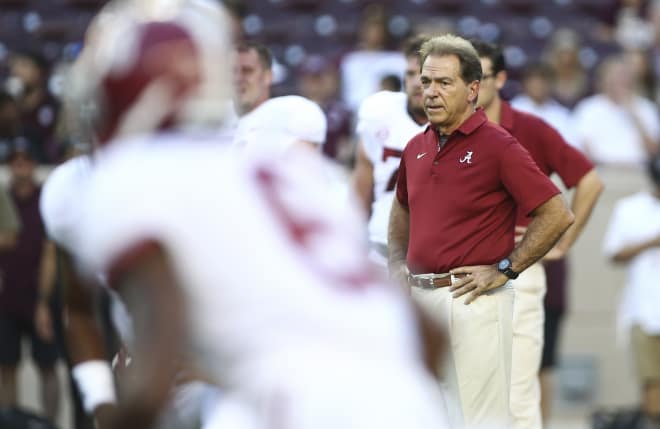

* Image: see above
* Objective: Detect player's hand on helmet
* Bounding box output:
[448,265,508,304]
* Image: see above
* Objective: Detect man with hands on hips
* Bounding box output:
[387,34,574,429]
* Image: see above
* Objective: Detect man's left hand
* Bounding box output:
[448,265,509,304]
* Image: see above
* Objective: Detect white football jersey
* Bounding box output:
[40,156,93,253]
[233,95,327,155]
[356,91,426,245]
[74,135,422,389]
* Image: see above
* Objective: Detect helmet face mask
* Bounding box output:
[65,0,234,145]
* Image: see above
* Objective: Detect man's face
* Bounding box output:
[235,48,272,114]
[523,74,551,104]
[601,61,634,103]
[476,57,505,109]
[421,54,478,130]
[404,55,424,115]
[9,152,35,182]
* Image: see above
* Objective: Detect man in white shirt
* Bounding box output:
[573,55,660,166]
[352,35,428,266]
[603,154,660,427]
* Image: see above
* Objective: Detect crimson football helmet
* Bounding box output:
[67,0,234,144]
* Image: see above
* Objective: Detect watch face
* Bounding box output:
[498,259,510,270]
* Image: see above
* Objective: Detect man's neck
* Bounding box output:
[436,107,475,136]
[483,96,502,124]
[239,95,269,117]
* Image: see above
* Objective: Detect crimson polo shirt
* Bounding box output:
[396,109,560,274]
[500,101,594,227]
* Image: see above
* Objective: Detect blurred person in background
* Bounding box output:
[0,176,19,251]
[5,52,60,163]
[340,4,407,111]
[234,42,327,154]
[544,29,590,109]
[297,54,353,165]
[603,153,660,429]
[379,74,402,92]
[613,0,655,50]
[511,62,576,145]
[573,54,660,166]
[0,92,22,162]
[352,35,428,267]
[624,48,657,100]
[472,39,604,429]
[0,140,60,422]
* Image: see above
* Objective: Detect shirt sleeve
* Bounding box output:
[395,154,408,208]
[500,140,561,216]
[0,187,19,233]
[539,122,595,188]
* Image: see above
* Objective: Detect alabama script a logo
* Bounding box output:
[459,151,473,164]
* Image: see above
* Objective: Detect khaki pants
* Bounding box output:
[510,262,546,429]
[413,282,514,429]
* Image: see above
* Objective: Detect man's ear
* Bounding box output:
[264,69,274,87]
[468,80,480,103]
[495,70,507,91]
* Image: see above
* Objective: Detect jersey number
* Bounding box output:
[255,167,377,290]
[382,147,403,192]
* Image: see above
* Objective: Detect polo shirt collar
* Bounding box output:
[423,108,488,136]
[499,100,515,132]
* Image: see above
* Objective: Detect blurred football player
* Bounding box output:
[54,2,451,429]
[352,35,429,266]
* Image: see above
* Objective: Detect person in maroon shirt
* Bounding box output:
[387,34,574,429]
[472,40,605,429]
[0,141,60,421]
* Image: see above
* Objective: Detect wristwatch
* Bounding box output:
[497,258,519,280]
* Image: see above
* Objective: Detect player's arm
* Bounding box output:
[34,240,57,342]
[61,248,118,428]
[387,198,410,289]
[352,143,374,216]
[107,244,185,429]
[546,169,603,260]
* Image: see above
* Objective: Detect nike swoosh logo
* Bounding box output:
[417,152,427,159]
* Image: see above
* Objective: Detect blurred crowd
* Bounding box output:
[0,0,658,428]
